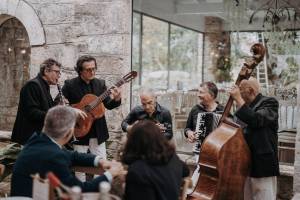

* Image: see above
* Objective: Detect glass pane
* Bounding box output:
[230,31,299,100]
[170,25,203,90]
[263,31,300,89]
[230,32,260,81]
[141,16,168,90]
[132,12,141,87]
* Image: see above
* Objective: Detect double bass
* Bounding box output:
[187,43,265,200]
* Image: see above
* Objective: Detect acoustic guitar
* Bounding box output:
[72,71,137,138]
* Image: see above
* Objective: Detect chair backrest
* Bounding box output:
[179,177,192,200]
[278,100,298,131]
[32,174,54,200]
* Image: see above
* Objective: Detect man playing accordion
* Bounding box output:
[184,82,224,186]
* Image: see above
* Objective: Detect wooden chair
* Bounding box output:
[277,101,298,165]
[179,177,192,200]
[32,174,55,200]
[72,166,104,175]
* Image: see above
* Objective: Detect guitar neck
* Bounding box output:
[92,79,125,107]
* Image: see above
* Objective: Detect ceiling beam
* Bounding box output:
[134,0,176,15]
[175,2,224,15]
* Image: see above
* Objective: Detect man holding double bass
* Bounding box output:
[62,56,121,171]
[230,77,279,200]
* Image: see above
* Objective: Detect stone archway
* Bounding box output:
[0,0,45,46]
[0,0,46,130]
[0,17,30,130]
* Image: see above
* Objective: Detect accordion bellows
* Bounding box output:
[193,112,221,154]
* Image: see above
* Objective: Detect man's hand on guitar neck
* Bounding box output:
[110,86,122,101]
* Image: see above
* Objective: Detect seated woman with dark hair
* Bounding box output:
[122,120,189,200]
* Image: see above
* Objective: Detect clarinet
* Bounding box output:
[57,84,65,105]
[57,84,78,143]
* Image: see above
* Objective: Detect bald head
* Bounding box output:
[240,77,260,94]
[239,77,260,104]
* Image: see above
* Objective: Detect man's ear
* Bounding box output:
[249,87,255,95]
[64,128,73,140]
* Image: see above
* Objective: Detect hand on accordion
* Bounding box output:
[186,130,197,143]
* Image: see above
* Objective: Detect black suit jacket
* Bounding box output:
[235,94,280,177]
[11,133,108,197]
[124,154,189,200]
[121,103,173,140]
[11,74,55,145]
[62,77,121,145]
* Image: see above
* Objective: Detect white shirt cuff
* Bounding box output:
[94,156,102,167]
[103,171,113,183]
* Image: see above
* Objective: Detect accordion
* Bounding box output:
[193,112,222,154]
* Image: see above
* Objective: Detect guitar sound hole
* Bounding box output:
[84,105,92,112]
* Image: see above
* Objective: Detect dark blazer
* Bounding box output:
[11,133,108,197]
[124,154,189,200]
[235,93,280,178]
[121,103,173,140]
[11,74,55,145]
[62,77,121,145]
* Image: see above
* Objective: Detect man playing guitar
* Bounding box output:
[62,55,121,181]
[121,88,173,140]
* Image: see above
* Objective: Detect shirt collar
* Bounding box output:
[37,73,50,91]
[198,102,222,112]
[79,76,94,86]
[45,134,62,149]
[155,103,162,113]
[249,93,262,108]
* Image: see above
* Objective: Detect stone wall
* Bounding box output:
[0,0,132,158]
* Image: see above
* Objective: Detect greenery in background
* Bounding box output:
[132,12,299,91]
[170,25,199,72]
[279,56,299,87]
[264,31,300,55]
[213,56,232,82]
[142,16,168,72]
[132,13,203,90]
[229,31,300,88]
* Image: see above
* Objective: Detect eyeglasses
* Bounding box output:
[50,69,61,75]
[83,67,96,73]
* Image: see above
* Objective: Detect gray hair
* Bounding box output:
[42,106,77,139]
[139,87,157,98]
[39,58,62,76]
